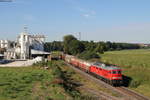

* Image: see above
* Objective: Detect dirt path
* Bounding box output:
[0,60,34,67]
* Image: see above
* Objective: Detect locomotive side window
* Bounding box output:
[112,71,116,74]
[118,70,121,74]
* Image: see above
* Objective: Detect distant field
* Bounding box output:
[101,49,150,97]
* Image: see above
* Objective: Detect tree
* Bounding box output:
[63,35,77,54]
[95,42,105,54]
[69,40,85,55]
[63,35,85,55]
[86,41,97,51]
[44,41,63,52]
[106,41,112,51]
[78,51,100,60]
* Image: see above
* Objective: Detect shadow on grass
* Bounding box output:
[59,68,99,100]
[59,68,82,97]
[122,75,132,87]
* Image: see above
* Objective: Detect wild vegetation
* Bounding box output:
[0,61,82,100]
[0,59,124,100]
[0,63,68,100]
[101,49,150,97]
[0,61,102,100]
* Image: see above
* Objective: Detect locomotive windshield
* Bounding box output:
[93,62,105,67]
[112,70,121,74]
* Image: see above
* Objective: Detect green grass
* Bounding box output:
[0,61,72,100]
[0,58,136,100]
[0,60,107,100]
[101,49,150,97]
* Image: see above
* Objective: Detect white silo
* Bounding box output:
[1,40,4,48]
[20,32,29,60]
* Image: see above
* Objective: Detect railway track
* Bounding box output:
[64,62,150,100]
[116,87,150,100]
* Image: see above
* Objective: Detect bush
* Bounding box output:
[129,79,141,88]
[79,51,100,60]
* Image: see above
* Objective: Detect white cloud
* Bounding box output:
[77,7,96,18]
[83,14,89,17]
[64,0,96,18]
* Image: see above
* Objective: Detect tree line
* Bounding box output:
[44,35,141,59]
[44,41,63,52]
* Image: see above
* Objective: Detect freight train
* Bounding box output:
[61,54,123,86]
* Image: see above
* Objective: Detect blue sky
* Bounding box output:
[0,0,150,43]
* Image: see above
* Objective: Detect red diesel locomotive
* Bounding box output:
[62,54,123,86]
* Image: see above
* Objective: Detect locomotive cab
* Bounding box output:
[110,69,123,86]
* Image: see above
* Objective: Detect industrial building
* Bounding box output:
[2,31,49,60]
[0,40,11,49]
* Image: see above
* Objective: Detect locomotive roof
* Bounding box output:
[93,62,121,70]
